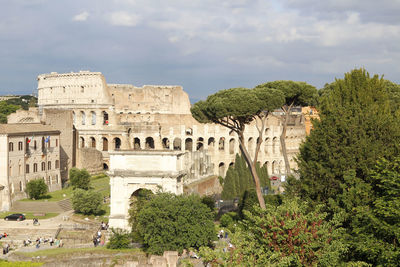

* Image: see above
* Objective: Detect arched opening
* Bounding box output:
[81,111,86,125]
[248,137,254,155]
[114,137,121,150]
[80,137,85,148]
[102,137,108,151]
[173,138,181,150]
[102,111,109,125]
[218,162,225,177]
[90,137,96,148]
[103,163,109,170]
[229,162,234,167]
[196,137,204,151]
[229,138,235,154]
[272,137,278,154]
[145,137,155,149]
[41,137,45,150]
[264,161,270,175]
[272,160,277,174]
[91,111,96,125]
[185,138,193,151]
[218,137,225,151]
[134,138,141,150]
[264,137,270,154]
[130,188,154,209]
[265,128,270,136]
[162,138,170,149]
[208,137,215,148]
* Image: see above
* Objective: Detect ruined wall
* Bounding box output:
[109,84,191,115]
[76,147,103,174]
[184,175,222,196]
[7,107,40,124]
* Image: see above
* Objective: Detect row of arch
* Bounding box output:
[73,111,109,126]
[218,160,286,177]
[79,135,282,154]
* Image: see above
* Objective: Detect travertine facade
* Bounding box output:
[0,124,61,210]
[37,71,306,179]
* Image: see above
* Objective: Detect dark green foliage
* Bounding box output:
[0,101,20,123]
[136,193,216,255]
[200,198,347,266]
[238,189,282,218]
[191,87,284,124]
[295,69,400,203]
[201,195,215,212]
[69,168,91,190]
[221,154,269,200]
[71,189,103,215]
[128,189,154,242]
[26,179,48,199]
[290,69,400,265]
[107,228,132,249]
[219,212,238,228]
[5,95,37,110]
[255,80,318,107]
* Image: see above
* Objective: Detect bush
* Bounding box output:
[238,189,282,219]
[69,168,91,190]
[26,179,48,199]
[220,213,233,228]
[107,228,132,249]
[72,189,103,215]
[201,195,215,212]
[136,193,216,255]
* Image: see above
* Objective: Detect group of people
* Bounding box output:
[2,244,10,254]
[0,232,8,239]
[93,229,105,247]
[100,221,108,230]
[28,237,63,249]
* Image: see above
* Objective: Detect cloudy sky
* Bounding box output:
[1,0,400,100]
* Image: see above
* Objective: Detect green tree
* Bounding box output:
[191,87,284,209]
[107,228,132,249]
[128,189,154,242]
[136,193,216,255]
[69,168,91,190]
[72,189,103,215]
[221,154,269,200]
[255,81,317,174]
[25,179,48,199]
[294,69,400,203]
[0,101,20,123]
[200,198,348,266]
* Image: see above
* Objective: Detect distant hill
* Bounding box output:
[0,95,37,123]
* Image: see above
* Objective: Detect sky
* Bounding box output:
[1,0,400,100]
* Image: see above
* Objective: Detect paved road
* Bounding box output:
[0,210,74,230]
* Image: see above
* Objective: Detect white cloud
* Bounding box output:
[109,11,140,26]
[72,11,89,22]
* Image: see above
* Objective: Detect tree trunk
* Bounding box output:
[280,106,292,175]
[238,132,266,210]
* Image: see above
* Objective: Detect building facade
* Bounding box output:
[37,71,306,178]
[0,124,61,210]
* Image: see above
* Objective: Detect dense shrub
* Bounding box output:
[69,168,91,190]
[72,189,103,215]
[26,179,48,199]
[107,228,132,249]
[136,193,216,255]
[201,195,215,212]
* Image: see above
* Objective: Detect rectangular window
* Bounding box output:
[25,164,30,174]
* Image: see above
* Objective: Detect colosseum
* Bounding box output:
[36,70,305,178]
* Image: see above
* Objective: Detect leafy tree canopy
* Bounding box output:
[69,168,91,190]
[255,80,318,107]
[26,179,48,199]
[136,193,216,255]
[71,189,103,215]
[191,87,285,126]
[294,69,400,203]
